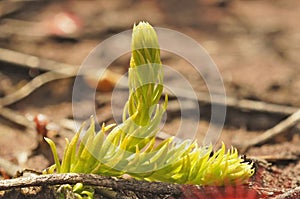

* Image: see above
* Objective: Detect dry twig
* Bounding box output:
[0,48,77,74]
[0,71,74,107]
[241,109,300,152]
[0,173,181,194]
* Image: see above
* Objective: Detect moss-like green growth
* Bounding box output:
[45,22,254,189]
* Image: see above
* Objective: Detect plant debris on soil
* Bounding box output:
[0,0,299,198]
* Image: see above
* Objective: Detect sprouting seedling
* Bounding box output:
[45,22,254,194]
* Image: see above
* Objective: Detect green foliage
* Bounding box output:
[56,183,94,199]
[45,22,254,188]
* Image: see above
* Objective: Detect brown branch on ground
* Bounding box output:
[0,71,74,107]
[0,173,182,199]
[240,109,300,153]
[0,48,77,75]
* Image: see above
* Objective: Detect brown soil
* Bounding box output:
[0,0,299,198]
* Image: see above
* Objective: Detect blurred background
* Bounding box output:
[0,0,299,174]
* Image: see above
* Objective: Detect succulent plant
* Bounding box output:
[45,22,254,198]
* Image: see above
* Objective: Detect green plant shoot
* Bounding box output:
[45,22,254,188]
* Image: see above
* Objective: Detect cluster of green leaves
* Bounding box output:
[55,183,94,199]
[45,22,254,189]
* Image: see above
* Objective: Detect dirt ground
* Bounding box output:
[0,0,300,198]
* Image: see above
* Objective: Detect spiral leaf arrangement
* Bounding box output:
[45,22,254,192]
